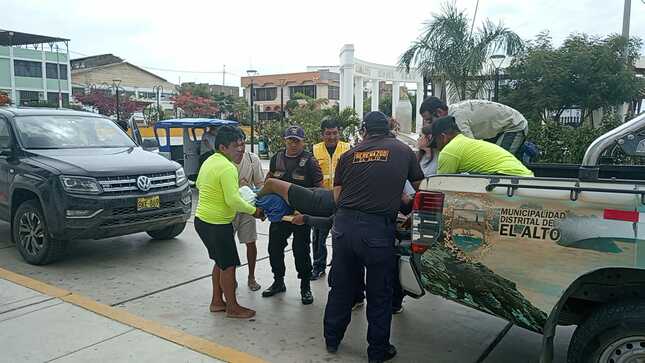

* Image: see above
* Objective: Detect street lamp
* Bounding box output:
[278,78,286,124]
[153,85,163,122]
[490,54,506,102]
[246,69,258,152]
[112,79,122,122]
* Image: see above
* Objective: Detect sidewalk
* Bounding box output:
[0,269,263,363]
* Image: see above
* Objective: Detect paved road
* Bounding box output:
[0,191,575,362]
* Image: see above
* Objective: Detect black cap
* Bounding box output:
[362,111,389,132]
[428,115,460,148]
[283,125,305,140]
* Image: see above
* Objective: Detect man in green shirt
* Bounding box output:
[195,125,263,319]
[429,116,534,177]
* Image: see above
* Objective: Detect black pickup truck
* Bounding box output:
[0,107,192,265]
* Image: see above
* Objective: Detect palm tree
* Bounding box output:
[399,3,523,102]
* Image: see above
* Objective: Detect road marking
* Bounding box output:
[0,267,266,363]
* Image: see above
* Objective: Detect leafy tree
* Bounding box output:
[501,32,644,125]
[176,83,212,98]
[362,95,393,117]
[76,90,148,120]
[171,92,219,118]
[399,2,523,102]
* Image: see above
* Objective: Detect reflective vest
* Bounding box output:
[313,141,350,190]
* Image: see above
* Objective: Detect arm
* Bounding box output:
[332,155,345,203]
[309,157,323,187]
[265,155,276,180]
[333,186,342,203]
[437,151,460,175]
[221,167,256,215]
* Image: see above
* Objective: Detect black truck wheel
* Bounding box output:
[568,300,645,363]
[13,200,67,265]
[146,222,186,240]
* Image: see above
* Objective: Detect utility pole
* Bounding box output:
[619,0,632,121]
[222,64,226,86]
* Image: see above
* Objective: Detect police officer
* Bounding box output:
[323,112,424,363]
[262,125,323,305]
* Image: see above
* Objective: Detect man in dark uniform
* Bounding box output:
[323,112,424,363]
[262,125,323,305]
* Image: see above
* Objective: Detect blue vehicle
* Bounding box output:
[152,118,238,180]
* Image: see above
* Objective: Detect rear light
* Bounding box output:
[413,191,445,213]
[411,243,429,254]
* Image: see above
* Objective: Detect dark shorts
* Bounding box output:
[287,184,335,217]
[194,218,241,270]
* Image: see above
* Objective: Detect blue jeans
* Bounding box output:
[312,226,329,272]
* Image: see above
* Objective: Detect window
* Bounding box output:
[14,60,42,78]
[289,85,316,99]
[47,92,69,105]
[258,112,278,121]
[0,120,12,149]
[19,91,40,105]
[328,86,339,100]
[254,87,277,101]
[45,63,68,80]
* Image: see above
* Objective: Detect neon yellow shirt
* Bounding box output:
[196,153,256,224]
[437,134,534,177]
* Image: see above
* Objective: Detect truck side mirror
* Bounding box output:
[617,131,645,157]
[141,138,160,150]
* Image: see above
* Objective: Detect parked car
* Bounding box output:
[0,107,192,265]
[400,113,645,363]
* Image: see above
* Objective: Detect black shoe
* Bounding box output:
[262,280,286,297]
[326,344,338,354]
[310,269,326,281]
[368,344,397,363]
[301,288,314,305]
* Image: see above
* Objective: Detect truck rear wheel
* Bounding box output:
[13,200,67,265]
[146,222,186,240]
[568,300,645,363]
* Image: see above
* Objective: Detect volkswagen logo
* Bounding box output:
[137,176,152,192]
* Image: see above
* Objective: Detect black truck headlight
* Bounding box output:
[59,176,102,194]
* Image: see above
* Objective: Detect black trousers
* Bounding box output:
[268,221,313,281]
[323,209,396,361]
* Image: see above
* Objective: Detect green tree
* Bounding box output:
[399,2,523,102]
[501,32,644,125]
[362,95,393,117]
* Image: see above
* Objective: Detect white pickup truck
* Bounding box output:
[400,113,645,363]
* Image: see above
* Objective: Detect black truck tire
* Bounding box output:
[146,222,186,240]
[13,200,67,265]
[568,300,645,363]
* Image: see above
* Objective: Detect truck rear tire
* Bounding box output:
[13,200,67,265]
[568,300,645,363]
[146,222,186,240]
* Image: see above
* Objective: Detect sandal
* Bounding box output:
[248,278,261,291]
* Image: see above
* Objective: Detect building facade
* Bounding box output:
[240,71,340,120]
[71,54,177,108]
[0,30,71,106]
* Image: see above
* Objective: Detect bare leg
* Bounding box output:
[246,242,260,291]
[209,265,226,312]
[257,178,292,202]
[220,266,256,318]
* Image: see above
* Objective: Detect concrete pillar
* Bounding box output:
[392,81,400,119]
[416,81,424,134]
[8,45,15,104]
[339,44,355,111]
[371,80,379,112]
[354,76,364,121]
[41,45,48,102]
[65,42,72,98]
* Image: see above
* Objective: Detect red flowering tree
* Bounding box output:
[75,90,149,120]
[0,91,11,106]
[171,92,219,117]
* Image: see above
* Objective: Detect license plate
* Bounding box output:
[137,195,160,211]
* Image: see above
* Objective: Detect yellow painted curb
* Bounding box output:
[0,267,266,363]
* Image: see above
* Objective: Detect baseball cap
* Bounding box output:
[362,111,389,132]
[283,125,305,140]
[428,115,459,148]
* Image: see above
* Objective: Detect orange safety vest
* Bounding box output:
[313,141,351,190]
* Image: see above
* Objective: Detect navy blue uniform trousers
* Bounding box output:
[323,209,396,361]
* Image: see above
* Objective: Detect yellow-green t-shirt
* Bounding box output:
[437,134,534,177]
[196,153,256,224]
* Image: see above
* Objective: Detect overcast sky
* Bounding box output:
[5,0,645,87]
